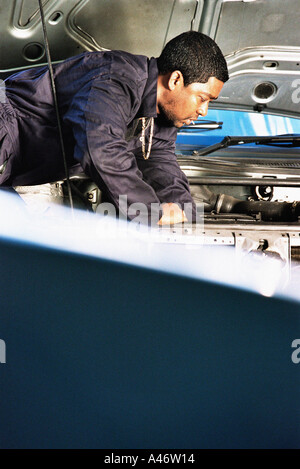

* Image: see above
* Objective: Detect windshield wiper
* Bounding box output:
[193,134,300,156]
[180,120,223,131]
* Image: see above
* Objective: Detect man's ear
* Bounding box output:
[168,70,184,91]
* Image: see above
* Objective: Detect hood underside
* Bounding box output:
[1,0,300,118]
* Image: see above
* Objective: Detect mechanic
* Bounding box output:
[0,31,228,224]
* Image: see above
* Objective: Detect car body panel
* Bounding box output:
[0,0,200,75]
[1,232,300,449]
[0,191,300,449]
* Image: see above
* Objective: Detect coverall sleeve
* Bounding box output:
[70,75,162,222]
[135,132,196,221]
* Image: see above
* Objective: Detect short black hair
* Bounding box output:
[157,31,229,86]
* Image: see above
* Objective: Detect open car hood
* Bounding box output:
[1,0,300,119]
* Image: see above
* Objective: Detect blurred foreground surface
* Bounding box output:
[0,191,299,449]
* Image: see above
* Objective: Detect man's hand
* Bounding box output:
[158,203,188,226]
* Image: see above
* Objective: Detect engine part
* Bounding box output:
[194,185,300,222]
[254,185,274,202]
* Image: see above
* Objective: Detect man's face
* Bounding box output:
[158,74,224,128]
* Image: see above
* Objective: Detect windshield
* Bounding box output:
[177,109,300,148]
[176,109,300,154]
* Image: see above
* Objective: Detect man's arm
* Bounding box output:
[67,77,163,224]
[135,130,196,224]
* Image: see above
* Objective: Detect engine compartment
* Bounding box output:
[177,143,300,224]
[14,145,300,224]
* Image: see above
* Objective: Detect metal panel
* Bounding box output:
[0,0,85,74]
[70,0,199,57]
[164,0,204,45]
[0,193,299,449]
[0,236,300,448]
[215,67,300,119]
[203,0,300,118]
[215,0,300,56]
[0,0,200,76]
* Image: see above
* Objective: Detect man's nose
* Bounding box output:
[197,102,209,117]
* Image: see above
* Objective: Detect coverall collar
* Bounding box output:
[136,57,158,119]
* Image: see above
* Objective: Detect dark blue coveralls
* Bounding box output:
[0,50,195,221]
